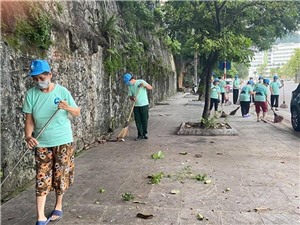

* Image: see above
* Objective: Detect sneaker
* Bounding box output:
[135,136,143,141]
[143,135,148,139]
[243,114,250,118]
[275,108,278,111]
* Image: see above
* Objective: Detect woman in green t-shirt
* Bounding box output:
[209,78,221,116]
[239,80,255,117]
[23,60,80,225]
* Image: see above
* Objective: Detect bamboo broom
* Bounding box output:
[117,87,141,140]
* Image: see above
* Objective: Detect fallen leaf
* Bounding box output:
[179,152,188,155]
[170,189,180,194]
[196,213,204,220]
[254,207,271,212]
[195,154,202,158]
[136,213,154,219]
[133,201,146,204]
[204,179,212,184]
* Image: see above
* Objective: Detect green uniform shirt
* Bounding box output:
[210,84,220,99]
[233,79,240,89]
[128,79,150,106]
[219,80,226,93]
[22,84,78,147]
[270,81,281,95]
[254,83,268,102]
[239,85,253,102]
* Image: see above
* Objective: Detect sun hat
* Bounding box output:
[123,73,132,85]
[29,60,51,76]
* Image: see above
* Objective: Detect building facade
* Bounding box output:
[249,42,299,80]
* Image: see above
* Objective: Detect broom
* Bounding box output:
[279,81,288,108]
[117,87,141,140]
[229,106,240,115]
[267,100,284,123]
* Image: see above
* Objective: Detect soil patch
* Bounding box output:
[177,122,238,136]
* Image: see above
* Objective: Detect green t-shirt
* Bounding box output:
[254,83,268,102]
[219,80,226,93]
[270,81,281,95]
[210,84,220,99]
[22,84,78,147]
[239,85,253,102]
[128,79,150,106]
[233,79,240,89]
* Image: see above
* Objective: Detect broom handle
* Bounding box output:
[266,99,276,114]
[1,108,60,186]
[126,86,141,122]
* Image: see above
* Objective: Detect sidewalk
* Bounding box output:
[1,93,300,225]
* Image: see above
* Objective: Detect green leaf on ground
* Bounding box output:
[99,188,105,193]
[148,172,164,184]
[196,213,204,220]
[122,192,135,201]
[151,151,165,160]
[195,174,207,181]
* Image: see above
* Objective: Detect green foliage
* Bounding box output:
[151,151,165,160]
[122,192,134,201]
[279,49,300,79]
[56,2,64,14]
[3,4,51,51]
[149,172,164,184]
[200,117,218,129]
[195,174,207,181]
[119,1,156,31]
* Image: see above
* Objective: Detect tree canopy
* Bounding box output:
[161,0,300,119]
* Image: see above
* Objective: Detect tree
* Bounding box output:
[279,49,300,81]
[162,1,300,120]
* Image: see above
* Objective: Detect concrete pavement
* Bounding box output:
[1,92,300,225]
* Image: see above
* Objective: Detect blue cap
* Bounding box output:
[263,78,270,85]
[273,75,278,79]
[29,60,50,76]
[213,78,219,83]
[235,75,238,78]
[123,73,132,85]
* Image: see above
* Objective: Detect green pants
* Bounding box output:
[134,105,149,137]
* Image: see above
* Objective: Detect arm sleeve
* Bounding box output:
[22,90,33,114]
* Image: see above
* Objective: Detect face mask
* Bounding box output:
[36,80,50,89]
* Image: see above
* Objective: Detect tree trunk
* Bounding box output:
[201,52,219,119]
[194,50,198,86]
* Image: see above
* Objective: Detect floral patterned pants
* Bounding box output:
[35,143,75,196]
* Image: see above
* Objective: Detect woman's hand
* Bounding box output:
[58,100,69,110]
[25,136,39,149]
[58,100,81,116]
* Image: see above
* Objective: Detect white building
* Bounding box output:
[249,42,300,80]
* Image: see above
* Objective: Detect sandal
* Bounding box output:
[50,209,63,222]
[36,218,51,225]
